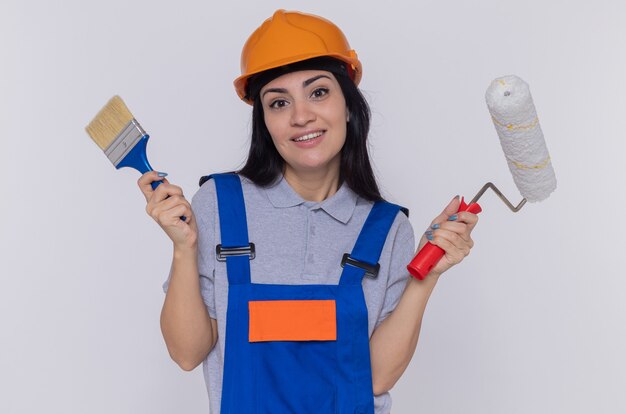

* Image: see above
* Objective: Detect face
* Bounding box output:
[260,70,348,177]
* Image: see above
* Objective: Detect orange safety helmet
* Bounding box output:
[234,9,362,104]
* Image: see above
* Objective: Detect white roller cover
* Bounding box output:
[485,75,557,202]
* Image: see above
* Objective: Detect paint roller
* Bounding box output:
[407,75,557,279]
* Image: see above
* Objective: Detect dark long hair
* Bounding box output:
[237,58,382,202]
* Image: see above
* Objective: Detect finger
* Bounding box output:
[429,236,463,264]
[150,181,185,204]
[157,204,192,226]
[150,194,188,214]
[137,171,169,202]
[430,195,461,226]
[429,232,469,263]
[430,221,471,243]
[428,228,464,248]
[148,195,190,222]
[456,211,479,232]
[431,228,472,255]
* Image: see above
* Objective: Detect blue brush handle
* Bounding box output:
[116,134,186,221]
[116,134,162,190]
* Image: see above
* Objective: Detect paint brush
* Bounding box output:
[85,95,162,190]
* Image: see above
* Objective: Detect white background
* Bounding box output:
[1,0,625,413]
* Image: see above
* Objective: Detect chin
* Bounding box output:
[294,163,329,173]
[302,154,341,169]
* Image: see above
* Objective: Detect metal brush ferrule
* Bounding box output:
[469,182,527,212]
[103,119,147,167]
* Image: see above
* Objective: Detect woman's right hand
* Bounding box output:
[138,171,197,249]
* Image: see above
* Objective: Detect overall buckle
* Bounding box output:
[216,243,256,261]
[341,253,380,278]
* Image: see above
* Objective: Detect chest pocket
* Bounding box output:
[249,299,337,342]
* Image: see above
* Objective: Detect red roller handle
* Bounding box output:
[407,197,482,280]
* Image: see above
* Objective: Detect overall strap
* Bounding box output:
[208,173,253,285]
[339,201,402,286]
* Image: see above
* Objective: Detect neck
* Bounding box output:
[283,162,341,202]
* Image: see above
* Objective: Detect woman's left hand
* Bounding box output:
[418,195,479,277]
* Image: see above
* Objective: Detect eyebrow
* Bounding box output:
[261,74,331,99]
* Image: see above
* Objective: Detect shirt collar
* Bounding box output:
[265,175,359,224]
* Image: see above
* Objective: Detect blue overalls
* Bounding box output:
[209,174,403,414]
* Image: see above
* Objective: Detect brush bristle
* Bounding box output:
[85,95,135,150]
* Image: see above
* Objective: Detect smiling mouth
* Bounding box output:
[292,131,325,143]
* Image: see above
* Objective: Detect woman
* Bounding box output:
[138,10,478,414]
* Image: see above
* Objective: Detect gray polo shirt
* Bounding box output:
[163,174,415,414]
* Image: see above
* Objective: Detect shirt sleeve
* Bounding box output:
[376,214,416,326]
[162,180,218,319]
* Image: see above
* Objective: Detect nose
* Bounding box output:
[289,100,316,127]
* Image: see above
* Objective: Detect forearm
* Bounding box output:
[369,273,440,395]
[160,244,217,371]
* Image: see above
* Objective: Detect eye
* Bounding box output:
[269,99,289,109]
[311,87,329,99]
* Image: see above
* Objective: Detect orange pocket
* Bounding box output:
[249,300,337,342]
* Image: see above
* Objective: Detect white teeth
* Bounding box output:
[293,131,324,142]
